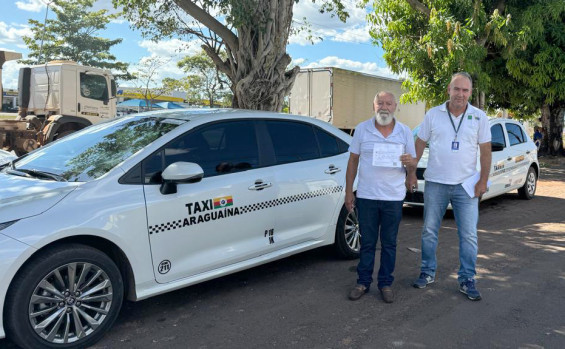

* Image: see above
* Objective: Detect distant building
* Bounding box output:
[2,89,18,111]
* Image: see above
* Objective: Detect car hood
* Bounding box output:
[0,173,80,223]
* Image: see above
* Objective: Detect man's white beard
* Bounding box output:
[375,111,394,126]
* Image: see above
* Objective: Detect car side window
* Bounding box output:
[491,124,506,149]
[506,123,526,146]
[266,121,319,164]
[143,120,259,183]
[314,126,349,157]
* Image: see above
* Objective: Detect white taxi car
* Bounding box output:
[405,118,539,205]
[0,109,360,348]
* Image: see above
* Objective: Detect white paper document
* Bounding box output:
[372,143,404,168]
[462,172,491,198]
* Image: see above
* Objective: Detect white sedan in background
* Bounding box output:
[405,118,539,205]
[0,109,360,348]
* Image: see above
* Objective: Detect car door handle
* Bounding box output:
[324,165,341,175]
[248,180,272,191]
[526,150,531,154]
[507,157,512,161]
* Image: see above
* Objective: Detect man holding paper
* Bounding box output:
[411,72,492,301]
[345,91,417,303]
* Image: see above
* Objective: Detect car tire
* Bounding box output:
[5,244,124,349]
[334,206,361,259]
[518,166,537,200]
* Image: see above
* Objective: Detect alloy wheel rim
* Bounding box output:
[527,172,536,194]
[28,262,113,344]
[344,209,361,252]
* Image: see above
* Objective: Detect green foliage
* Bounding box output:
[367,0,497,106]
[367,0,565,120]
[504,2,565,106]
[177,50,229,107]
[21,0,131,80]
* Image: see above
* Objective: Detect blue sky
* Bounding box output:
[0,0,397,89]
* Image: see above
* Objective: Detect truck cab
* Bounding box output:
[0,61,117,154]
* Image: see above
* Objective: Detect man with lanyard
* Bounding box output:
[412,72,492,301]
[345,91,417,303]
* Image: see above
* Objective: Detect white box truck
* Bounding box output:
[289,67,425,133]
[0,61,117,155]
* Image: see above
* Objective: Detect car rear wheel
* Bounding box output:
[5,244,124,349]
[334,206,361,259]
[518,166,537,200]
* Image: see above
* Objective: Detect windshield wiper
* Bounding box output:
[6,168,67,182]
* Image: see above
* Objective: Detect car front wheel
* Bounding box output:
[518,166,537,200]
[334,206,361,259]
[5,244,124,349]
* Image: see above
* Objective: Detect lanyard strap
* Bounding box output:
[446,102,468,139]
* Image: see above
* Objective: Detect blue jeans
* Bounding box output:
[356,198,403,289]
[421,181,479,282]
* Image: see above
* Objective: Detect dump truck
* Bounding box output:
[289,67,426,133]
[0,61,117,155]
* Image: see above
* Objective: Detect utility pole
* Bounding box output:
[0,50,22,110]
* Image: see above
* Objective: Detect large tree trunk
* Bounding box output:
[229,0,299,111]
[543,103,564,156]
[177,0,300,112]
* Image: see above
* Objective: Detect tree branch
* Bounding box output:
[173,0,239,52]
[495,0,506,14]
[405,0,430,17]
[202,45,234,82]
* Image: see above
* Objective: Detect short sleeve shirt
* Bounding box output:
[349,117,416,201]
[417,102,491,185]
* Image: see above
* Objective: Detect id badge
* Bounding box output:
[451,141,460,152]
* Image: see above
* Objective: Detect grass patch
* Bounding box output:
[0,114,17,120]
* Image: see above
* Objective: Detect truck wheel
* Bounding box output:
[334,206,361,259]
[518,167,537,200]
[5,244,124,349]
[53,128,79,140]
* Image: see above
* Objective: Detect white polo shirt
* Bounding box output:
[417,102,491,185]
[349,117,416,201]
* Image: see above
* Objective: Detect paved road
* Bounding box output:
[2,160,565,348]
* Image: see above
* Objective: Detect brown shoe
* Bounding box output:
[380,286,394,303]
[348,284,368,300]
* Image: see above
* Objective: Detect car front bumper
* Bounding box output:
[0,233,34,339]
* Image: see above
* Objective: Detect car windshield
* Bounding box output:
[5,116,183,182]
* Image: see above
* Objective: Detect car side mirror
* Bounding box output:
[160,162,204,194]
[491,143,504,152]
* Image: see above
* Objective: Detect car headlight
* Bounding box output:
[0,220,18,231]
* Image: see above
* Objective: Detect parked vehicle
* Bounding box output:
[289,67,426,133]
[0,61,117,155]
[0,108,360,348]
[405,118,540,205]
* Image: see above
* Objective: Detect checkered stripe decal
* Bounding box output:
[149,220,183,235]
[148,185,343,234]
[239,186,343,214]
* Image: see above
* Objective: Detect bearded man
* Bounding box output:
[345,91,417,303]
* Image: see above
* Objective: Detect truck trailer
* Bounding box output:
[0,61,117,155]
[289,67,426,133]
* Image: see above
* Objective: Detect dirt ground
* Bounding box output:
[1,157,565,349]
